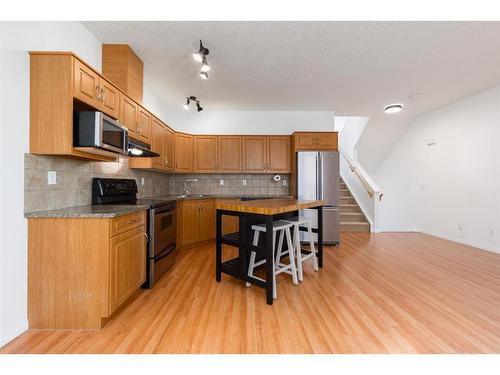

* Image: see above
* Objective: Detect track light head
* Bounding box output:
[199,71,208,80]
[200,55,211,72]
[196,102,203,112]
[193,40,209,62]
[183,97,190,110]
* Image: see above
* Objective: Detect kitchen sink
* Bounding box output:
[177,194,214,199]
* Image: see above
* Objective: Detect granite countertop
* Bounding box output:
[24,195,293,219]
[25,204,151,219]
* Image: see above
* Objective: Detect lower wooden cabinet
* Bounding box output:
[108,225,147,314]
[28,211,147,329]
[179,199,215,247]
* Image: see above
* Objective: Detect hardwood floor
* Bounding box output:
[2,232,500,354]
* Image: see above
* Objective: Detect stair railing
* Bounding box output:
[340,150,383,232]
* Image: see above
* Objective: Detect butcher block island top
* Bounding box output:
[216,199,324,215]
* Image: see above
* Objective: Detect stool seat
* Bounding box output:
[251,221,294,232]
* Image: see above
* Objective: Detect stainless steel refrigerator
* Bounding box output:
[297,151,340,245]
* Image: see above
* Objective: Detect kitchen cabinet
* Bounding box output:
[175,133,194,172]
[73,59,120,119]
[28,211,147,329]
[120,94,151,144]
[164,126,175,170]
[152,118,166,169]
[194,136,218,172]
[217,136,243,173]
[108,225,147,314]
[179,199,215,247]
[243,136,268,173]
[267,136,290,173]
[243,136,291,173]
[193,136,243,173]
[293,132,338,151]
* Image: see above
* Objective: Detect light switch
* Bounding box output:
[282,179,287,186]
[47,171,57,185]
[242,179,247,186]
[220,179,224,186]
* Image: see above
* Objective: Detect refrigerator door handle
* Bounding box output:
[318,153,323,200]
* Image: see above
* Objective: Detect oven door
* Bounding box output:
[98,112,129,155]
[153,207,177,258]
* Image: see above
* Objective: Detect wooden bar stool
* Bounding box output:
[283,218,319,282]
[246,221,298,299]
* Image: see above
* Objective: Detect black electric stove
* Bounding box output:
[92,178,177,288]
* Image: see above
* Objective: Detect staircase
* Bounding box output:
[340,179,370,232]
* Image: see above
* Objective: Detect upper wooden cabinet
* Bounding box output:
[194,136,218,172]
[267,136,290,173]
[164,127,175,170]
[243,136,268,173]
[193,136,243,173]
[151,118,166,169]
[99,78,120,119]
[293,132,338,151]
[175,133,194,172]
[218,136,243,173]
[243,136,291,173]
[119,94,151,144]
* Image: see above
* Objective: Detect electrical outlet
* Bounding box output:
[141,177,145,186]
[47,171,57,185]
[282,179,287,186]
[242,179,247,186]
[220,179,224,186]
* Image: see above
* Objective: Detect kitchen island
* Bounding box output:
[215,199,324,305]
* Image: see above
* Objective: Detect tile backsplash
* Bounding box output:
[24,154,291,213]
[24,154,170,213]
[167,174,290,197]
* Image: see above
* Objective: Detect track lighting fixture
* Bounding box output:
[199,71,208,80]
[183,96,203,112]
[193,40,209,62]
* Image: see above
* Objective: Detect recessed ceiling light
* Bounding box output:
[384,103,403,114]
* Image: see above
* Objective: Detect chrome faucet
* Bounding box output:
[183,179,198,195]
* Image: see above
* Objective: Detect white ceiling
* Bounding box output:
[83,21,500,116]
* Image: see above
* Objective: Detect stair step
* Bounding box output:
[340,212,367,222]
[340,196,355,203]
[340,204,361,213]
[340,221,370,232]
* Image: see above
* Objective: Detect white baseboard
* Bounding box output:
[0,319,28,348]
[420,230,500,255]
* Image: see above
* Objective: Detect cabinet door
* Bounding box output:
[164,126,175,170]
[267,136,291,173]
[99,78,120,119]
[181,200,200,245]
[194,136,218,172]
[73,59,100,108]
[217,136,242,173]
[137,106,152,144]
[243,136,267,173]
[198,200,216,241]
[316,132,338,150]
[120,94,139,135]
[108,226,146,314]
[175,133,193,172]
[151,118,165,169]
[294,132,317,150]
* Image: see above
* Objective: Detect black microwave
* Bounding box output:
[73,111,129,156]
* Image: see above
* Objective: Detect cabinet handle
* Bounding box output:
[144,233,149,243]
[96,86,101,100]
[101,88,105,103]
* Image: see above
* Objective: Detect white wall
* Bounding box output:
[339,117,369,161]
[164,110,335,134]
[375,85,500,252]
[0,21,103,347]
